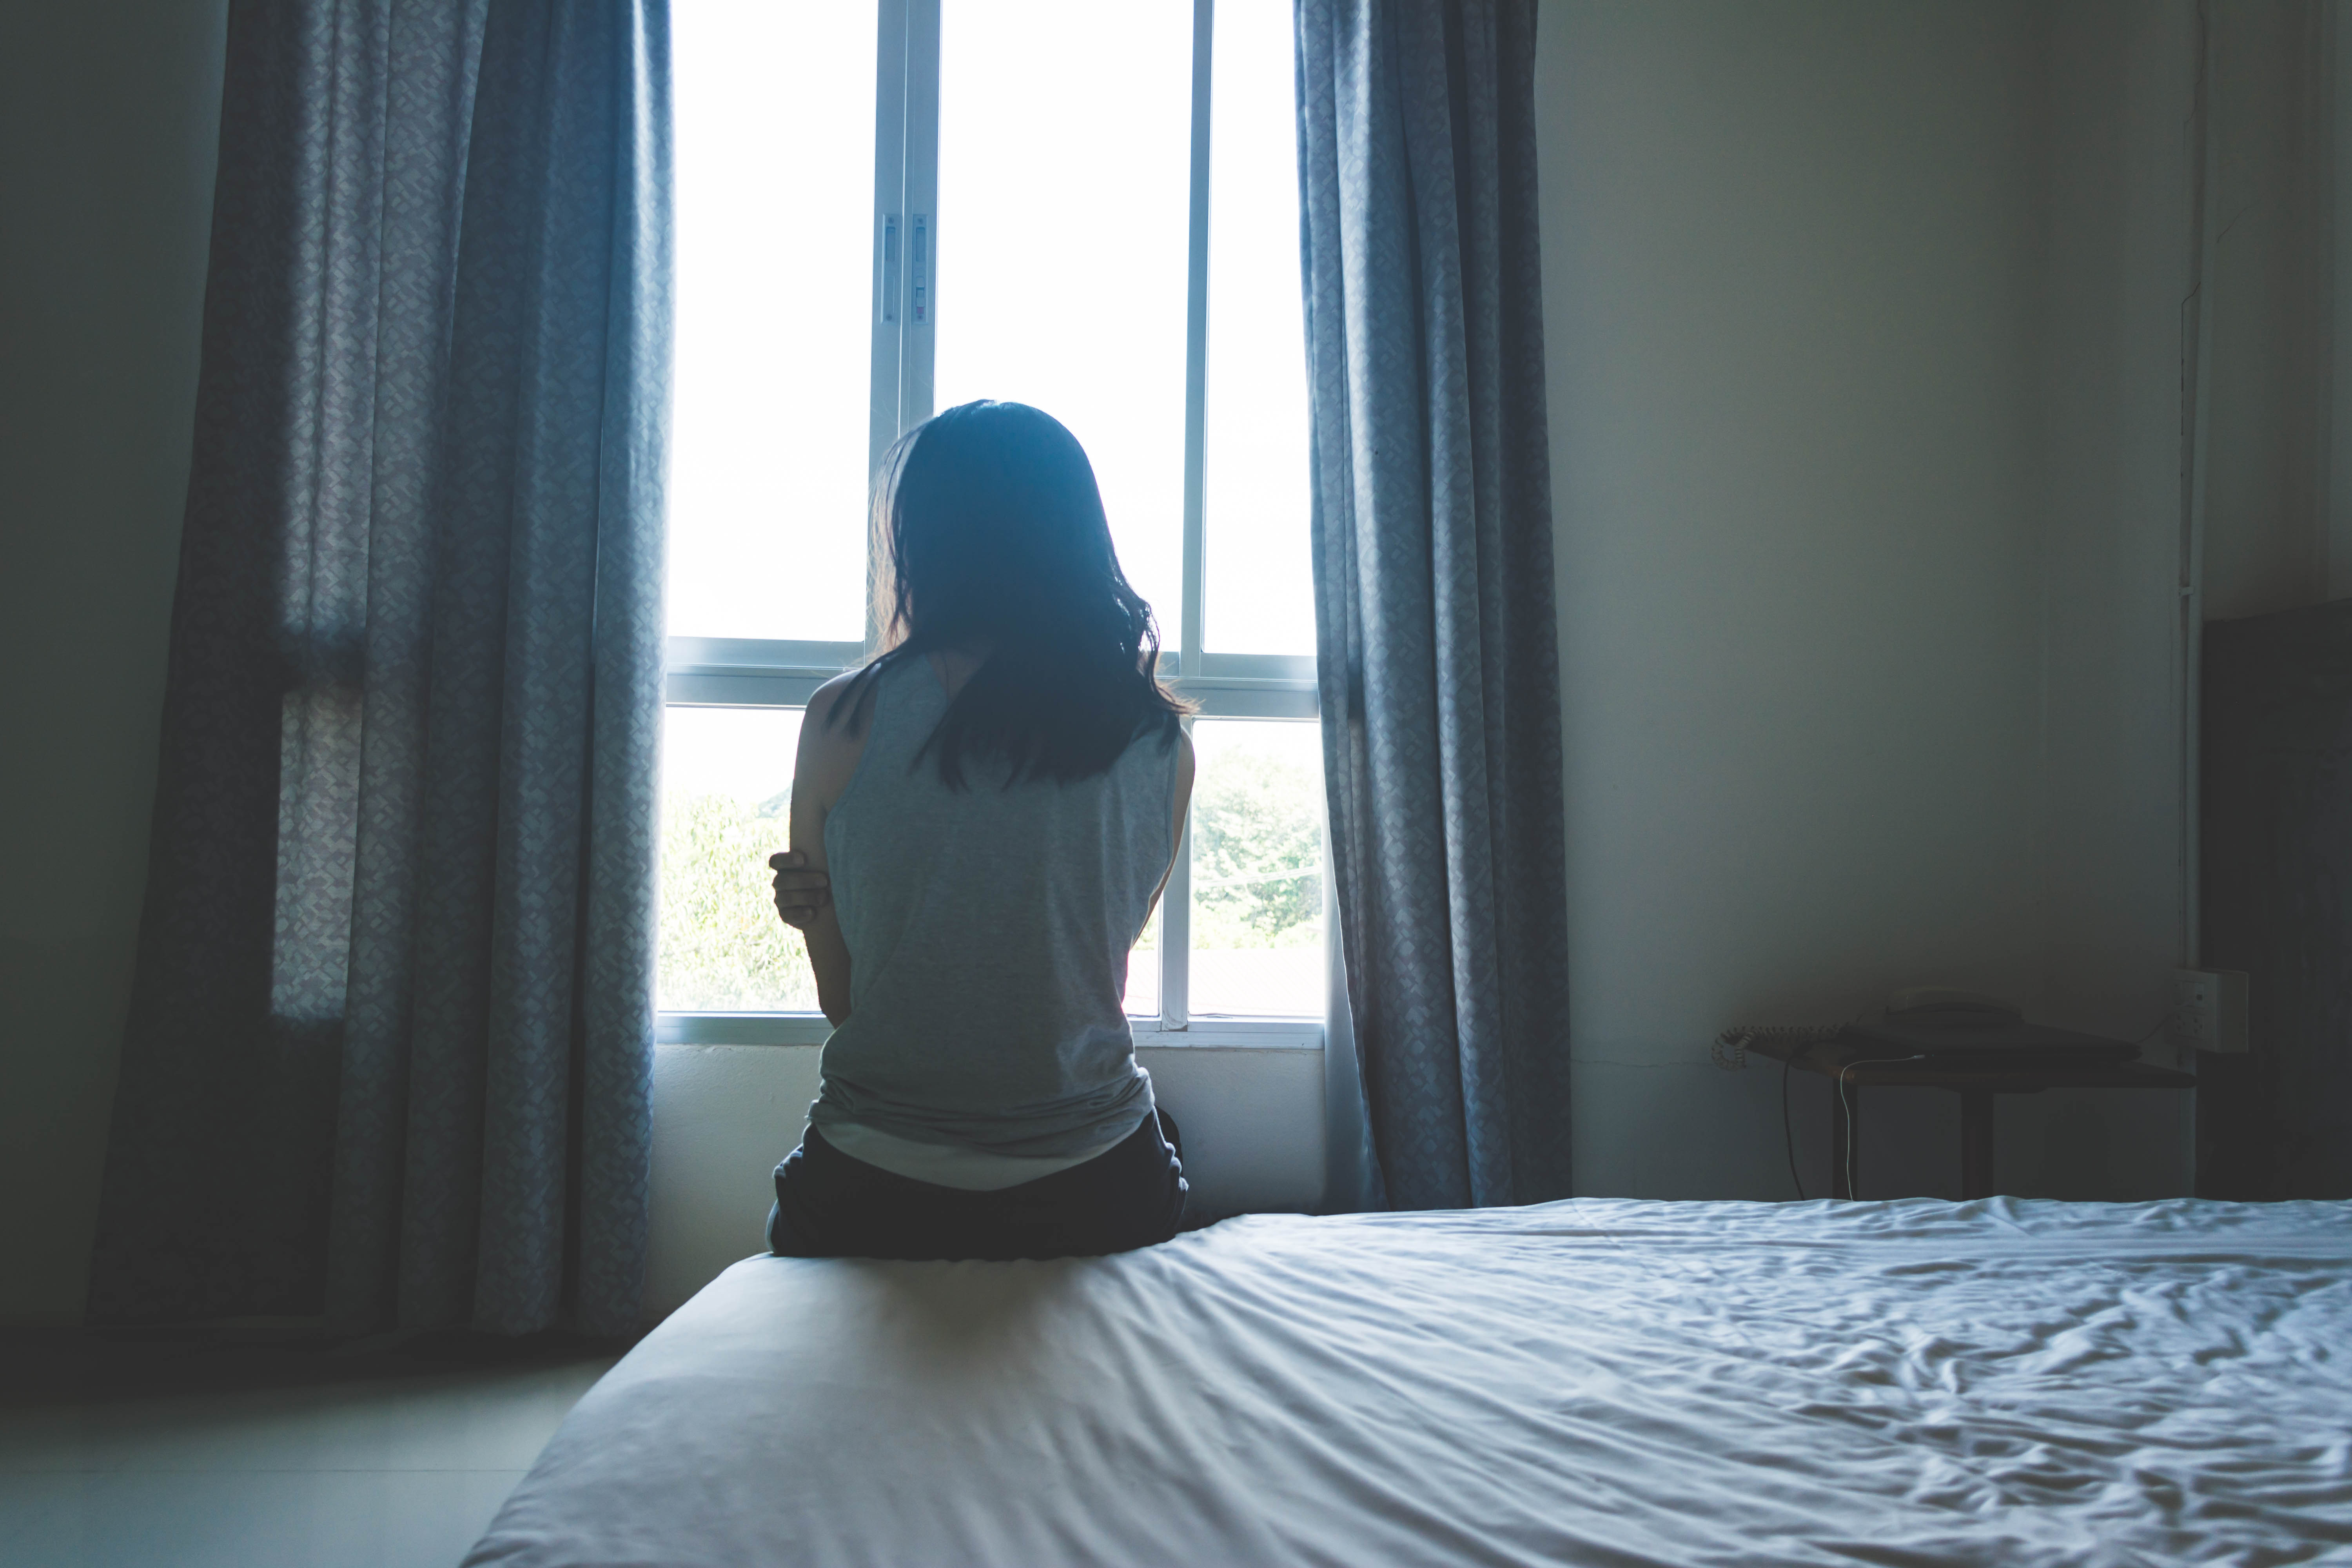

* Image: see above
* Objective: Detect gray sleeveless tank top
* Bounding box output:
[810,654,1178,1158]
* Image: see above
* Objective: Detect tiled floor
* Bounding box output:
[0,1334,615,1568]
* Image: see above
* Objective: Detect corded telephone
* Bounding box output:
[1714,987,2138,1202]
[1881,986,2022,1025]
[1713,987,2130,1069]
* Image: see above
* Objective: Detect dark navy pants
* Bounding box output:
[767,1110,1187,1262]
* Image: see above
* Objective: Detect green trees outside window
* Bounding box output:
[655,712,1324,1017]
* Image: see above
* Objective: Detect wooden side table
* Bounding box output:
[1740,1037,2195,1199]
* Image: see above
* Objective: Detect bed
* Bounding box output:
[463,1197,2352,1566]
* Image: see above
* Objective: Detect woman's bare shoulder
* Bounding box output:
[795,669,873,811]
[803,668,864,733]
[1172,722,1195,803]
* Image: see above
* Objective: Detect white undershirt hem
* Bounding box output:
[817,1116,1143,1192]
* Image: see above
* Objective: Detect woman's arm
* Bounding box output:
[774,671,868,1026]
[1144,726,1197,923]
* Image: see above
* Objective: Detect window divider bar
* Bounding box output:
[1177,0,1214,684]
[653,1013,1322,1049]
[667,637,866,674]
[657,1013,835,1047]
[1161,717,1195,1031]
[901,0,941,436]
[1169,681,1317,721]
[1192,650,1313,682]
[664,638,866,708]
[667,672,828,708]
[869,0,912,652]
[1166,0,1215,1033]
[1132,1021,1324,1049]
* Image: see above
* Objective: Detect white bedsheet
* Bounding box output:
[465,1198,2352,1566]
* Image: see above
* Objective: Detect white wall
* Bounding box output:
[1539,0,2199,1202]
[0,0,228,1324]
[2036,0,2203,1187]
[2198,0,2334,619]
[2192,0,2344,624]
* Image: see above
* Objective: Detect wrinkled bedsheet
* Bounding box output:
[465,1198,2352,1566]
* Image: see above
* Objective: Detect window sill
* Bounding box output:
[655,1013,1324,1049]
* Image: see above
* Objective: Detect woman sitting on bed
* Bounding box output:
[762,399,1195,1262]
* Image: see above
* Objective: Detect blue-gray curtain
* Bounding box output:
[84,0,670,1338]
[1297,0,1570,1210]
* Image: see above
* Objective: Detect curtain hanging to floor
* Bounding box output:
[1297,0,1571,1210]
[84,0,671,1338]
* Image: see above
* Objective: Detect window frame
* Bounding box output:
[659,0,1322,1048]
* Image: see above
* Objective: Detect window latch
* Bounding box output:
[910,214,929,325]
[879,212,899,326]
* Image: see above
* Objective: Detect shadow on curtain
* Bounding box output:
[1297,0,1570,1211]
[84,0,670,1338]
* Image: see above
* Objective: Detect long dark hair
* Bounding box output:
[830,400,1185,788]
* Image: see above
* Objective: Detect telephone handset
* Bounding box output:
[1712,987,2027,1068]
[1710,1021,1843,1069]
[1881,987,2022,1027]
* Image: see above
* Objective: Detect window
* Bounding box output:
[659,0,1322,1047]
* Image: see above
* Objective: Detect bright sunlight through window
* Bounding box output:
[661,0,1323,1029]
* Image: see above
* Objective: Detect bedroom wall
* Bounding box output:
[0,0,229,1324]
[0,0,2227,1323]
[1539,0,2199,1201]
[2034,0,2203,1180]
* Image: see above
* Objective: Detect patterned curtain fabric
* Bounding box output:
[1296,0,1571,1210]
[84,0,670,1338]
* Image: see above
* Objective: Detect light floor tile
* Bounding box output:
[0,1361,610,1475]
[0,1342,615,1567]
[0,1467,528,1568]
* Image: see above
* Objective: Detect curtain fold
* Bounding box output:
[1297,0,1570,1210]
[85,0,670,1338]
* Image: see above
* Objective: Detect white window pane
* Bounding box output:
[932,0,1194,633]
[1203,1,1314,655]
[658,706,818,1012]
[669,1,878,642]
[1190,719,1324,1017]
[1126,902,1162,1021]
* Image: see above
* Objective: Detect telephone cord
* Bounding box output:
[1835,1054,1928,1200]
[1781,1053,1804,1201]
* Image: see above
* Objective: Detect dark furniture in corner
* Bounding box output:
[2203,599,2352,1200]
